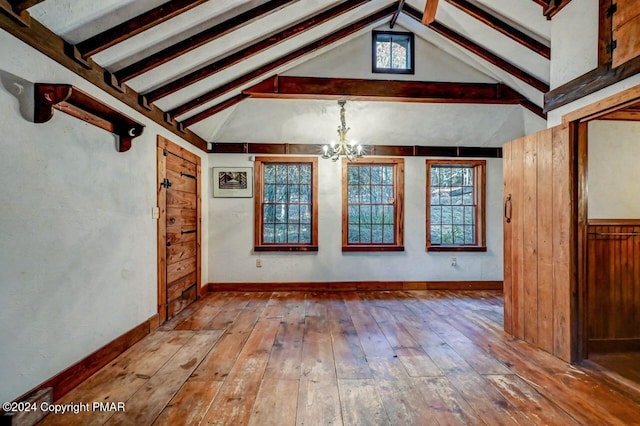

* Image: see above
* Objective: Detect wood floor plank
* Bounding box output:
[485,374,580,425]
[152,378,222,426]
[200,319,280,425]
[194,293,270,379]
[296,377,342,426]
[264,295,306,380]
[338,379,391,426]
[413,376,484,425]
[248,379,299,426]
[37,290,640,426]
[327,294,372,379]
[39,331,197,426]
[106,330,223,425]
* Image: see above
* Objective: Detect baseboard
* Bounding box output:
[207,280,503,292]
[588,338,640,353]
[2,314,156,416]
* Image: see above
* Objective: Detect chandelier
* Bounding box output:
[321,100,364,161]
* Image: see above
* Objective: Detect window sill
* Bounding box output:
[254,245,318,252]
[426,246,487,252]
[342,245,405,252]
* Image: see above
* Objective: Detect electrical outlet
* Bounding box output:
[256,258,262,268]
[451,257,457,267]
[152,207,160,219]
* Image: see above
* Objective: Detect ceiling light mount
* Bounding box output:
[321,100,364,162]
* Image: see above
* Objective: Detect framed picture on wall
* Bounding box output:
[212,167,253,198]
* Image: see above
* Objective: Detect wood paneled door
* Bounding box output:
[502,125,576,363]
[157,136,202,323]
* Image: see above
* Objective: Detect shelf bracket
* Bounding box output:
[34,83,144,152]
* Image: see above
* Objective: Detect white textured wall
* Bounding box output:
[549,0,598,90]
[0,30,207,403]
[588,121,640,219]
[208,155,504,283]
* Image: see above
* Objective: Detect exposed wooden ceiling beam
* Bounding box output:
[445,0,550,59]
[110,0,298,86]
[209,142,503,158]
[144,0,369,104]
[532,0,549,7]
[180,93,250,128]
[403,4,549,93]
[165,4,397,121]
[544,0,572,19]
[0,10,208,151]
[8,0,42,13]
[74,0,207,60]
[545,55,640,112]
[597,110,640,121]
[244,76,526,102]
[423,0,439,25]
[389,0,405,29]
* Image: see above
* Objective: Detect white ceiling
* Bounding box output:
[26,0,550,147]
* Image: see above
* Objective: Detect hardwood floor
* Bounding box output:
[38,290,640,425]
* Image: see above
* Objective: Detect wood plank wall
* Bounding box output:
[503,126,575,362]
[587,221,640,352]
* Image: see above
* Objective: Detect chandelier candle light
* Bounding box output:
[321,100,364,161]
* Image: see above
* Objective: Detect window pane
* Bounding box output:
[265,165,276,183]
[263,224,275,243]
[300,225,311,243]
[349,225,360,243]
[359,167,371,184]
[360,205,372,224]
[431,225,441,244]
[465,225,475,244]
[383,185,394,203]
[372,225,383,243]
[288,166,299,183]
[349,205,360,224]
[288,205,299,221]
[276,184,287,203]
[264,205,275,223]
[300,184,311,203]
[348,185,358,203]
[360,225,372,243]
[431,188,440,205]
[383,205,394,224]
[275,224,287,243]
[451,187,462,205]
[453,206,464,225]
[464,206,475,224]
[276,205,287,223]
[371,185,382,203]
[454,225,464,245]
[372,205,383,224]
[264,184,276,202]
[371,166,382,184]
[300,205,311,223]
[442,206,452,224]
[288,184,300,203]
[359,185,371,204]
[288,224,299,243]
[276,165,287,183]
[300,165,311,184]
[442,225,453,244]
[348,166,359,184]
[383,225,395,244]
[382,166,394,184]
[431,206,441,224]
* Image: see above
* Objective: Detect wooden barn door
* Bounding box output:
[503,125,575,362]
[157,136,201,323]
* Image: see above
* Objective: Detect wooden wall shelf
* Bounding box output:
[34,83,144,152]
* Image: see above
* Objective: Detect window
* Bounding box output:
[372,31,415,74]
[254,157,318,251]
[426,160,486,251]
[342,158,404,251]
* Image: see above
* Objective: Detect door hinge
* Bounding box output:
[161,178,172,188]
[607,39,618,53]
[607,3,617,17]
[180,171,197,180]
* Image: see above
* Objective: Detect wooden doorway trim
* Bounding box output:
[562,83,640,361]
[156,135,202,324]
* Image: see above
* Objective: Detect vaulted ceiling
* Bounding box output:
[1,0,567,151]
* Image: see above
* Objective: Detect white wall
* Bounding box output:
[546,0,640,126]
[588,120,640,219]
[208,155,503,283]
[0,30,208,403]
